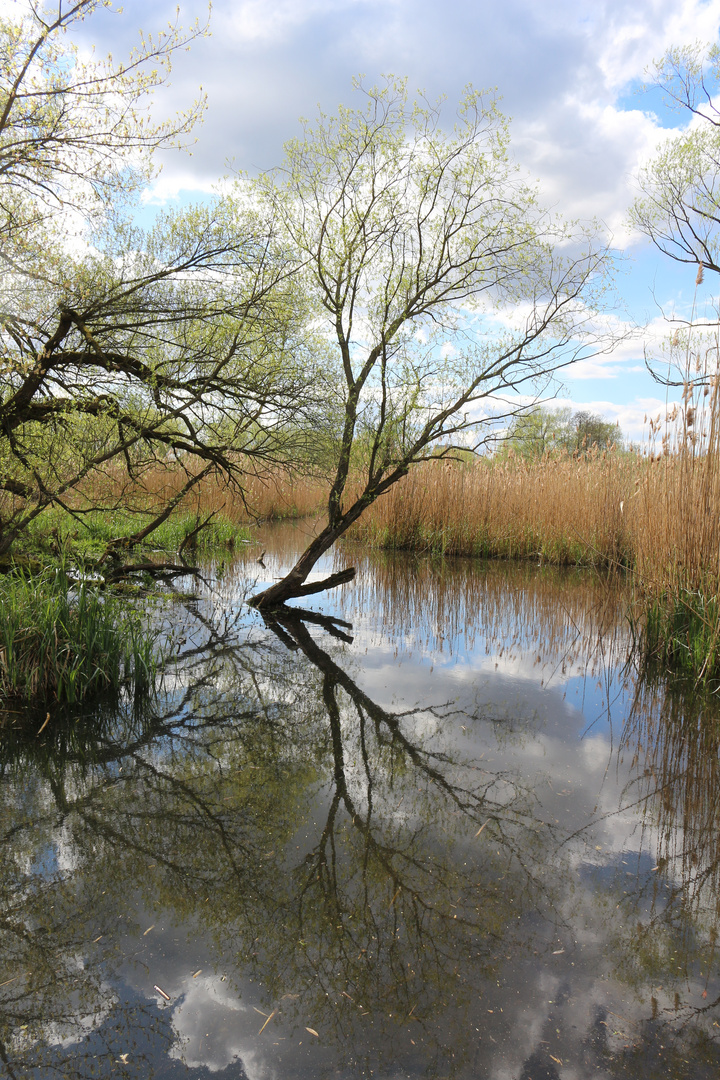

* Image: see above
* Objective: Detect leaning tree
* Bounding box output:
[248,78,618,608]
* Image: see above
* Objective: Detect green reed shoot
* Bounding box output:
[0,564,161,704]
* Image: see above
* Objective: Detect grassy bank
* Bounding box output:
[0,566,161,706]
[19,467,331,558]
[24,507,251,558]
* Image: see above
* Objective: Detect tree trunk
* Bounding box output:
[248,461,411,609]
[248,520,356,609]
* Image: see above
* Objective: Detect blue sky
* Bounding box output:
[66,0,720,442]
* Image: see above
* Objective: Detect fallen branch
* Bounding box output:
[104,561,200,583]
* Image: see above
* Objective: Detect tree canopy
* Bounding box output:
[0,2,320,557]
[500,406,621,460]
[631,43,720,276]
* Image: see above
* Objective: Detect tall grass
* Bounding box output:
[84,464,328,526]
[347,450,635,567]
[102,465,329,525]
[0,565,160,704]
[629,302,720,680]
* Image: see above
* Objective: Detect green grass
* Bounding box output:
[144,513,248,553]
[640,589,720,682]
[0,564,163,705]
[22,508,249,557]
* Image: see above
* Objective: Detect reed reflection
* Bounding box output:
[335,545,633,678]
[610,669,720,1025]
[246,523,633,677]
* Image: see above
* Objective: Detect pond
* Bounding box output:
[2,523,720,1079]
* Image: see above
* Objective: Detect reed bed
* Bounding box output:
[630,400,720,679]
[94,464,328,521]
[345,380,720,680]
[126,465,330,524]
[25,465,330,554]
[347,451,635,567]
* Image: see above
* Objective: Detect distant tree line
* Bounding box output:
[499,407,622,460]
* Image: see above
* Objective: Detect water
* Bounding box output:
[2,523,720,1078]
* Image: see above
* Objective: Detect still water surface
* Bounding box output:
[2,524,720,1078]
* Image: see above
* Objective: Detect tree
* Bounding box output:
[630,43,720,277]
[570,410,619,453]
[248,78,616,608]
[0,3,319,557]
[0,1,207,247]
[0,195,322,556]
[499,406,573,460]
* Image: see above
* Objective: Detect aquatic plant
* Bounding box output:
[0,565,161,705]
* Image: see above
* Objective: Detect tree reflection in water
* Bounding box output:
[0,560,719,1078]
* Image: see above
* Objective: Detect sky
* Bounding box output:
[65,0,720,442]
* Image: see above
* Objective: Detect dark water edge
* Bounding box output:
[3,523,720,1079]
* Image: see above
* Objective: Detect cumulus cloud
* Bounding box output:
[66,0,717,200]
[40,0,720,426]
[512,100,670,239]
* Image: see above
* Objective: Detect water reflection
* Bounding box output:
[1,530,720,1078]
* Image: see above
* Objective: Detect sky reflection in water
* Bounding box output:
[2,524,720,1079]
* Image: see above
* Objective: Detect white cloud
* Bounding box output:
[217,0,387,44]
[69,0,720,199]
[592,0,720,92]
[39,0,720,424]
[513,100,671,241]
[140,171,219,207]
[169,978,270,1076]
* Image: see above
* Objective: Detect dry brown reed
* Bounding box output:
[346,450,636,568]
[345,433,720,676]
[73,384,720,625]
[631,389,720,604]
[78,463,329,525]
[628,314,720,677]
